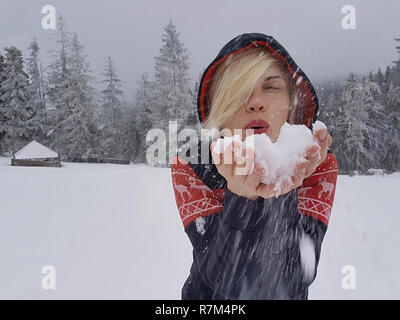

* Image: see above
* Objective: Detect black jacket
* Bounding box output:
[171,33,338,300]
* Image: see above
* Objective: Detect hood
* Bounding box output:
[197,33,319,129]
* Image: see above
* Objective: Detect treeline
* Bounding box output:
[0,14,399,174]
[318,63,400,174]
[0,16,199,163]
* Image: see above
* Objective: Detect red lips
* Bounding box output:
[245,119,269,134]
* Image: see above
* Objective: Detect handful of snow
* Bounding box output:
[213,121,327,191]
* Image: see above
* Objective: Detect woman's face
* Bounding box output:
[222,66,291,143]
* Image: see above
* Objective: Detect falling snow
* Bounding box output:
[299,231,316,282]
[195,216,206,235]
[312,120,327,132]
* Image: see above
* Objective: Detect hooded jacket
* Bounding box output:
[171,33,338,300]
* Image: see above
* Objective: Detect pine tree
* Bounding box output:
[382,84,400,172]
[0,53,7,154]
[100,56,124,157]
[153,19,194,131]
[333,73,392,174]
[359,76,391,170]
[46,14,74,153]
[26,37,47,143]
[0,47,31,157]
[60,32,100,158]
[46,17,100,157]
[333,73,369,174]
[132,72,155,163]
[151,19,196,165]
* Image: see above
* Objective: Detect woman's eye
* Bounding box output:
[263,86,279,90]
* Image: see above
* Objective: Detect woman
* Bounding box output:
[171,33,338,299]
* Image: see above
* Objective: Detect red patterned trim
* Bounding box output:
[171,156,225,227]
[298,153,339,226]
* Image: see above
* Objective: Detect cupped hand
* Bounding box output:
[210,140,263,201]
[256,128,333,199]
[211,129,333,201]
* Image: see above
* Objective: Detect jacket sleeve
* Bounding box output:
[297,150,339,281]
[171,155,296,299]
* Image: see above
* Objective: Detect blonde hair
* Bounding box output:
[202,47,301,130]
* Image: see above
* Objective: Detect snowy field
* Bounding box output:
[0,156,399,300]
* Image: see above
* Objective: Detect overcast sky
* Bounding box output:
[1,0,399,101]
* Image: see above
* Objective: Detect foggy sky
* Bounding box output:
[1,0,399,101]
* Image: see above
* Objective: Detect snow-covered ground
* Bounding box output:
[0,156,399,299]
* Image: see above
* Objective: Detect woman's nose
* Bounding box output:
[245,92,267,113]
[246,104,266,112]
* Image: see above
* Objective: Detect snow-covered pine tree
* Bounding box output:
[153,19,194,131]
[333,73,370,174]
[131,72,155,163]
[0,52,6,155]
[46,16,100,158]
[152,19,196,165]
[0,47,31,157]
[333,73,392,174]
[60,32,100,158]
[100,56,124,158]
[46,14,74,154]
[382,83,400,172]
[26,37,47,144]
[359,76,391,170]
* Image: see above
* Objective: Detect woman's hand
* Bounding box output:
[210,141,263,201]
[256,128,333,199]
[211,129,333,200]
